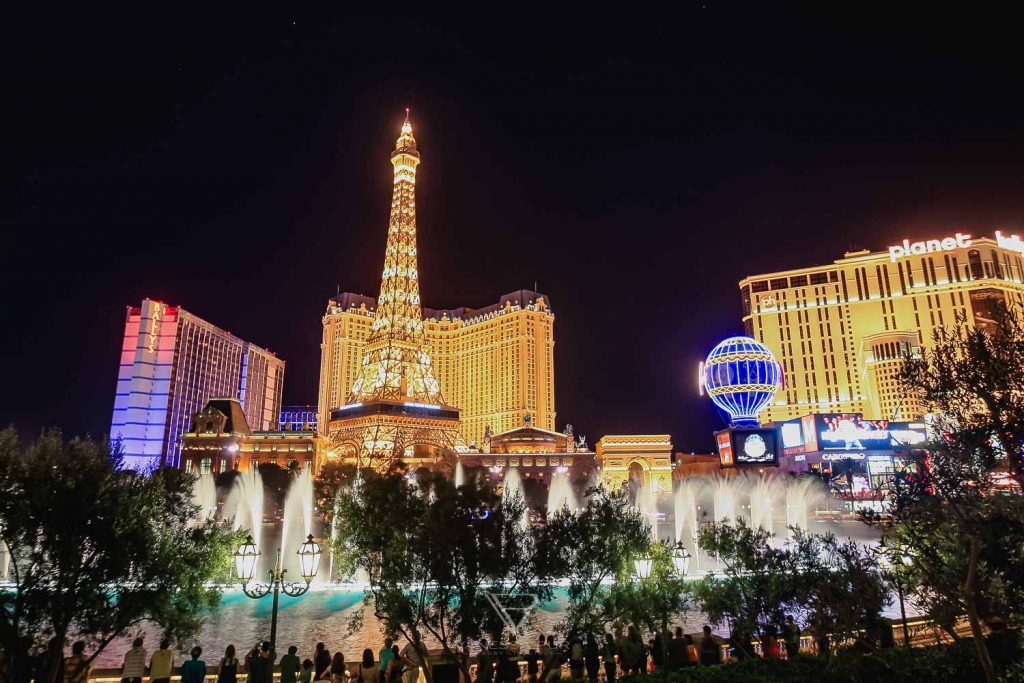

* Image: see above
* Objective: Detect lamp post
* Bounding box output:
[671,544,691,577]
[234,534,322,653]
[633,554,653,581]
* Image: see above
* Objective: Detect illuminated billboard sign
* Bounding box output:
[779,415,820,455]
[816,414,925,451]
[887,233,972,262]
[715,431,733,467]
[716,427,779,467]
[733,429,778,465]
[781,422,803,449]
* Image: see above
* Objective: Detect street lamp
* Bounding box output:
[234,534,322,653]
[634,554,653,581]
[671,544,691,577]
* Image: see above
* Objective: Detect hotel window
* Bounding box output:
[810,272,828,285]
[770,277,788,290]
[991,251,1004,279]
[200,457,212,474]
[790,274,808,287]
[968,250,983,279]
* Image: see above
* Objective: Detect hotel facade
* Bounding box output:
[111,298,285,470]
[318,289,556,449]
[740,232,1024,423]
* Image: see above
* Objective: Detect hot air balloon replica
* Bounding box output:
[699,336,783,467]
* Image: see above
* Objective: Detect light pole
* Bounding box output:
[633,553,653,581]
[234,533,322,653]
[671,543,691,577]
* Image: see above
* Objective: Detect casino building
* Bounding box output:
[318,289,555,450]
[180,398,323,476]
[739,231,1024,423]
[772,412,926,506]
[111,299,285,470]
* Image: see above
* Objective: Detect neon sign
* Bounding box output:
[995,230,1024,255]
[148,302,163,353]
[887,233,972,262]
[821,452,865,461]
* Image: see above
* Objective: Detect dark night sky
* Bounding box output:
[6,5,1024,452]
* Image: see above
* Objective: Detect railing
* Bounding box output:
[71,618,984,683]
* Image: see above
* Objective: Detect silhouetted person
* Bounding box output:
[667,628,687,671]
[583,634,599,682]
[699,626,720,666]
[218,645,239,683]
[180,648,206,683]
[280,646,301,683]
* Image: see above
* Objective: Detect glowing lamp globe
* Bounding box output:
[700,336,782,427]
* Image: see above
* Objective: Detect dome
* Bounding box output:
[700,336,782,427]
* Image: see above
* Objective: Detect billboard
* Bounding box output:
[732,428,779,465]
[815,414,925,451]
[715,430,734,467]
[716,427,779,467]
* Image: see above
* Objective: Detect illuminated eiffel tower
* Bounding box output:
[327,111,466,471]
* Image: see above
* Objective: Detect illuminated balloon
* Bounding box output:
[700,336,782,427]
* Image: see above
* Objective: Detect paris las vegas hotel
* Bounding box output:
[741,230,1024,424]
[125,114,672,491]
[317,289,555,450]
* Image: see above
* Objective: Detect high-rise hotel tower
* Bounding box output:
[319,116,556,452]
[319,290,555,449]
[111,299,285,470]
[740,232,1024,423]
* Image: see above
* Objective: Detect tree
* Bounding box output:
[901,304,1024,489]
[863,303,1024,683]
[541,486,650,635]
[790,530,889,651]
[693,521,889,658]
[0,428,237,683]
[333,470,552,683]
[863,429,1024,683]
[600,540,690,637]
[691,519,799,654]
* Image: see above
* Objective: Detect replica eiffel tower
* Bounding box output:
[327,112,466,472]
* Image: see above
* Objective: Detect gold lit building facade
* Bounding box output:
[596,435,674,494]
[319,290,555,449]
[740,232,1024,423]
[181,398,323,476]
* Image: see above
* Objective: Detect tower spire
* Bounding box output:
[348,112,443,404]
[327,116,467,471]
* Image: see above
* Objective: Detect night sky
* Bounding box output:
[6,6,1024,452]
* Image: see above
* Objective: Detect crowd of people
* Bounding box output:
[487,622,804,683]
[64,633,430,683]
[59,619,814,683]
